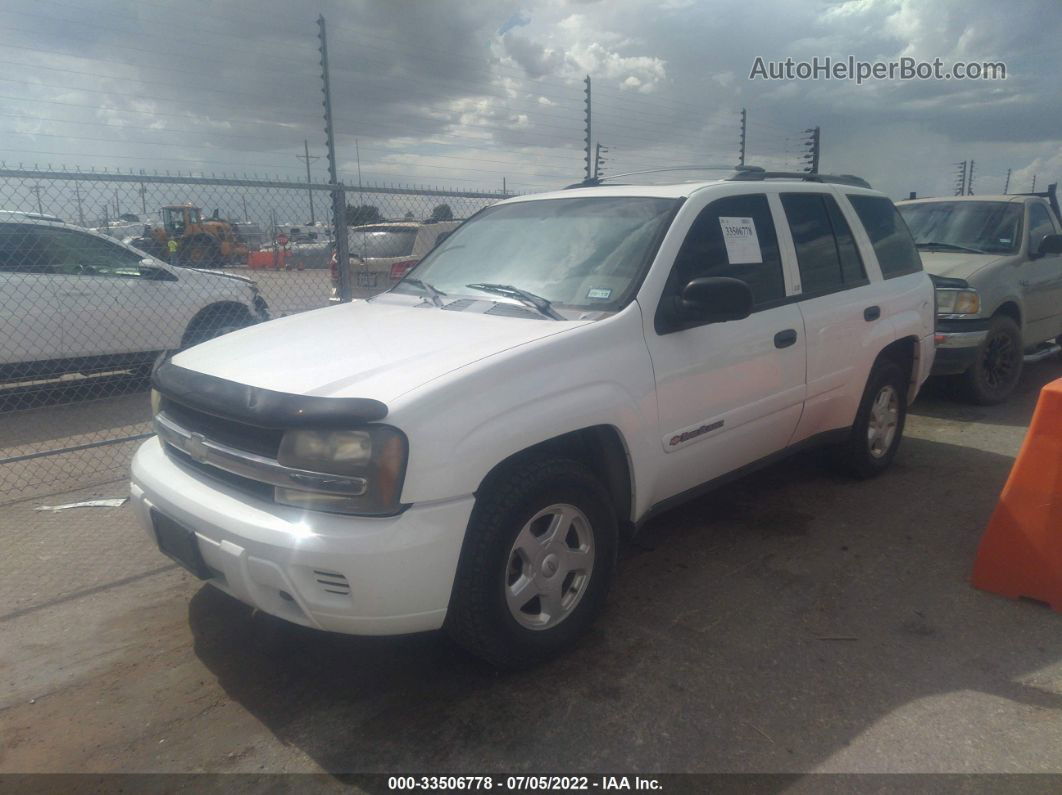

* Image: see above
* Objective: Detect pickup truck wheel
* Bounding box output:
[833,358,907,479]
[446,458,617,668]
[957,315,1023,405]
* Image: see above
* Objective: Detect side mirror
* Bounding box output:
[1037,234,1062,256]
[139,260,178,281]
[675,276,753,325]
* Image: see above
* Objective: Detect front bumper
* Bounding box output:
[932,319,989,376]
[130,437,474,635]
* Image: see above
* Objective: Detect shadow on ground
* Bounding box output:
[190,430,1062,774]
[910,359,1062,428]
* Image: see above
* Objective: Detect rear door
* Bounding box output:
[0,223,68,370]
[779,189,895,443]
[642,189,807,503]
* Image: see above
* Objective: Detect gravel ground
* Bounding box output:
[1,360,1061,779]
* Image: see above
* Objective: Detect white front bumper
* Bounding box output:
[130,437,474,635]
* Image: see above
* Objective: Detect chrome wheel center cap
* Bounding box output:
[541,553,560,578]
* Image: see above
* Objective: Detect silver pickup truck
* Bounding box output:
[897,185,1062,404]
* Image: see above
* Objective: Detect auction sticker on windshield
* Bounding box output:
[719,216,762,264]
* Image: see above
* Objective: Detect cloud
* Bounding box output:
[498,10,532,36]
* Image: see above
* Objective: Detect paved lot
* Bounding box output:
[2,361,1062,775]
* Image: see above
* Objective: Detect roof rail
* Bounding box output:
[726,171,872,189]
[566,164,760,189]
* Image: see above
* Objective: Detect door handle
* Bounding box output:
[864,305,881,321]
[774,329,798,349]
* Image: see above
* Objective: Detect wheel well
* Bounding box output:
[477,425,634,533]
[876,336,918,403]
[994,301,1021,326]
[181,301,252,347]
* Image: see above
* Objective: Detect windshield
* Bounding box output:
[348,227,418,259]
[897,201,1023,254]
[396,196,679,312]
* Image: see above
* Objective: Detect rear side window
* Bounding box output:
[347,227,418,259]
[782,193,869,295]
[847,194,922,278]
[670,193,784,307]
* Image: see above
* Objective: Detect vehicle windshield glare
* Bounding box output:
[395,196,679,312]
[897,201,1023,254]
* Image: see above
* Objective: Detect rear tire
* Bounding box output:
[956,315,1023,405]
[446,457,617,669]
[832,358,908,479]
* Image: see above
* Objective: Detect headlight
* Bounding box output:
[936,288,981,316]
[275,426,408,515]
[151,388,162,415]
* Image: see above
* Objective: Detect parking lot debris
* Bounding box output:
[34,497,128,512]
[972,378,1062,611]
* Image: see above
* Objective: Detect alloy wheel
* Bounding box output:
[504,503,595,631]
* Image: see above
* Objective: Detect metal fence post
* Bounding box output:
[333,185,351,301]
[318,14,351,302]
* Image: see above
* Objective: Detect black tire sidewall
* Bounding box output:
[848,359,907,477]
[448,459,617,666]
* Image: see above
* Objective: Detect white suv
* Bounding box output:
[0,212,269,382]
[131,170,935,667]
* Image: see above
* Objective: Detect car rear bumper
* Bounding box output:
[130,436,474,635]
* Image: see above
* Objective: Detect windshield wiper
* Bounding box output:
[915,241,986,254]
[465,283,563,320]
[402,277,446,307]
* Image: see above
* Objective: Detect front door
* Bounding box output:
[643,191,807,503]
[1021,201,1062,344]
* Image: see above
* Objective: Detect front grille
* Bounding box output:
[161,398,283,458]
[165,444,274,502]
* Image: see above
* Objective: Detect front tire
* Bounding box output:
[446,458,617,668]
[956,315,1023,405]
[833,358,908,479]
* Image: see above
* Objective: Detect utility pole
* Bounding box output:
[738,108,747,166]
[318,14,350,300]
[139,182,147,215]
[296,138,321,226]
[593,142,608,181]
[967,159,975,195]
[1003,168,1011,194]
[502,177,507,196]
[242,196,248,222]
[802,126,820,174]
[583,75,592,182]
[74,181,84,226]
[954,161,967,196]
[114,188,120,216]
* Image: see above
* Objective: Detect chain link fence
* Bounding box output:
[0,169,507,504]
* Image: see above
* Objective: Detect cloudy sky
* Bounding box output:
[2,0,1060,202]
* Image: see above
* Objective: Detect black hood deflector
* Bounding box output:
[153,362,388,428]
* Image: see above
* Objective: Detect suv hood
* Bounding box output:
[171,300,589,404]
[918,251,1011,281]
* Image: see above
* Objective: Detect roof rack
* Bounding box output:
[566,164,760,189]
[1013,183,1060,221]
[726,171,872,188]
[565,165,871,190]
